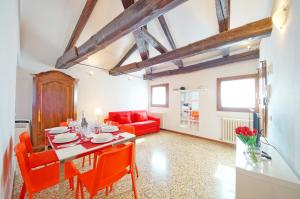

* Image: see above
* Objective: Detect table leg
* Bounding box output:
[59,161,65,198]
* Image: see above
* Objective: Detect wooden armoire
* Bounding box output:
[32,71,77,149]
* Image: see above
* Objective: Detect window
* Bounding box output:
[151,84,169,107]
[217,74,258,112]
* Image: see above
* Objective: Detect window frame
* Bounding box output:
[216,74,258,112]
[150,83,169,108]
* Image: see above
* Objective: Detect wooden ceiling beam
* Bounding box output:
[158,15,184,68]
[144,49,259,79]
[55,0,188,69]
[64,0,98,52]
[139,28,183,68]
[121,0,134,9]
[112,43,137,69]
[140,28,168,54]
[215,0,230,32]
[215,0,230,57]
[133,28,149,60]
[121,0,149,60]
[109,18,272,75]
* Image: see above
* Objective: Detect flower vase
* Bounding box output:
[245,145,261,164]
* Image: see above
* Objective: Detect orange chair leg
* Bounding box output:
[82,156,85,168]
[28,193,33,199]
[135,163,139,178]
[76,179,80,199]
[131,171,138,199]
[19,183,26,199]
[105,187,108,196]
[69,177,74,190]
[93,153,97,169]
[80,181,84,199]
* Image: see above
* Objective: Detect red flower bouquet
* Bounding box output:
[235,126,259,162]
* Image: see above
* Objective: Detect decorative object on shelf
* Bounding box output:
[235,126,261,163]
[179,86,186,90]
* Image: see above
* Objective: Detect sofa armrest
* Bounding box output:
[148,116,160,129]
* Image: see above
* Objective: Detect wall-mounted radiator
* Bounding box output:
[15,120,31,142]
[149,112,164,128]
[221,118,252,144]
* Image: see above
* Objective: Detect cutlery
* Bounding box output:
[57,140,81,149]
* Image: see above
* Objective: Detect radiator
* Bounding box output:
[149,112,164,128]
[221,118,252,144]
[15,120,31,143]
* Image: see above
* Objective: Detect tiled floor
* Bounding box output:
[13,130,236,199]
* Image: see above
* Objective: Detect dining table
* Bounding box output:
[45,127,136,199]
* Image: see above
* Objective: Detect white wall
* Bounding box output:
[260,0,300,178]
[15,65,148,123]
[149,59,258,141]
[0,0,19,198]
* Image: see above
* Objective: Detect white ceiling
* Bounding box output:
[19,0,273,74]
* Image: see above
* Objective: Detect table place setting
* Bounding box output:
[45,124,125,150]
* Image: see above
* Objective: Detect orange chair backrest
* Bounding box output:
[93,143,134,193]
[14,143,31,188]
[19,132,33,154]
[60,121,68,127]
[119,125,135,134]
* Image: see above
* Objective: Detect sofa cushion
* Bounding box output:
[130,120,157,132]
[131,110,148,122]
[132,112,148,122]
[117,113,131,124]
[109,111,131,123]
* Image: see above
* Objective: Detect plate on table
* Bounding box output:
[53,133,78,143]
[101,125,119,133]
[48,126,68,134]
[91,133,114,143]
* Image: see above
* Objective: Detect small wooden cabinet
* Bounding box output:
[32,71,77,149]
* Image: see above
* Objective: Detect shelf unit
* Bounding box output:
[180,90,200,131]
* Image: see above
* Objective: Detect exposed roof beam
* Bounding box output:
[133,27,149,60]
[139,28,183,68]
[121,0,134,9]
[158,15,184,68]
[144,49,259,79]
[109,17,272,75]
[55,0,188,69]
[64,0,98,52]
[215,0,230,32]
[113,43,137,68]
[215,0,230,57]
[140,29,168,54]
[121,0,149,60]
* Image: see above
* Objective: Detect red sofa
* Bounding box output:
[104,110,160,136]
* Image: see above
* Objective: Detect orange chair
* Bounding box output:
[92,125,139,178]
[76,143,138,199]
[19,132,58,168]
[59,121,68,127]
[119,125,139,178]
[15,143,79,199]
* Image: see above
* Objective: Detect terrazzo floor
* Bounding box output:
[13,130,236,199]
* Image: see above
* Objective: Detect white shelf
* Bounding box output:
[236,139,300,198]
[180,119,199,122]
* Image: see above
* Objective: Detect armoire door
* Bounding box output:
[32,71,77,149]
